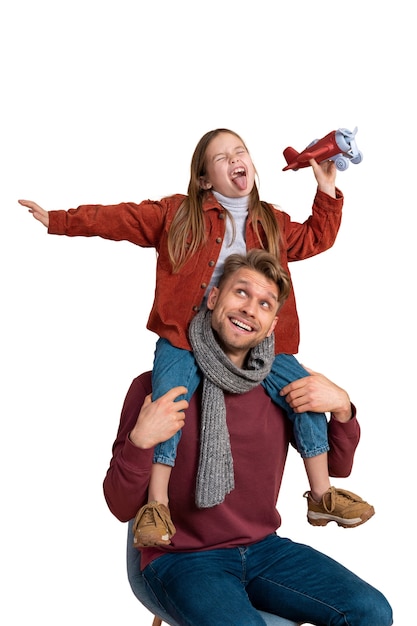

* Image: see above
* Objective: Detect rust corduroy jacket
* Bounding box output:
[48,188,343,354]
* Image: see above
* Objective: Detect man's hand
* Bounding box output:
[18,199,49,228]
[280,367,352,422]
[129,386,189,449]
[309,158,337,198]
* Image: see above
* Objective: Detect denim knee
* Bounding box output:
[347,587,393,626]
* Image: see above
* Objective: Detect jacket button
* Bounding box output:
[216,237,222,243]
[201,283,207,289]
[192,305,199,312]
[208,260,215,267]
[218,213,225,220]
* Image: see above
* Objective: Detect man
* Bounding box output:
[103,250,392,625]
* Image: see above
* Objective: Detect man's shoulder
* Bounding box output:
[129,371,153,395]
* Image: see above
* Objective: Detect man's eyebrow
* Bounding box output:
[264,290,278,303]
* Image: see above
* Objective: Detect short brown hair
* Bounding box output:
[218,249,291,309]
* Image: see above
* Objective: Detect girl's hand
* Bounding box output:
[18,199,50,228]
[309,158,337,198]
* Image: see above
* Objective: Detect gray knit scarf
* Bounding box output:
[188,308,275,508]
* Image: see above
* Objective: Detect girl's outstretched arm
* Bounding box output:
[18,199,49,228]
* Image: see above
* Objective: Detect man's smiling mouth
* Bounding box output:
[231,318,253,332]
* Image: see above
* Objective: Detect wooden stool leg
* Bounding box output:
[152,616,162,626]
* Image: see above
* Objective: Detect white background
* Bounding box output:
[1,1,414,624]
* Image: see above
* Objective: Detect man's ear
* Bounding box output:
[266,316,278,337]
[199,176,212,190]
[206,286,219,310]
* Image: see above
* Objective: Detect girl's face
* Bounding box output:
[199,132,256,198]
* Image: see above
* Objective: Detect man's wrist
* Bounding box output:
[128,430,152,449]
[331,403,353,423]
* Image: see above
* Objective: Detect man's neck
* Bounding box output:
[214,332,248,369]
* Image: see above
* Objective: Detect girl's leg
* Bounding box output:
[263,354,331,500]
[133,339,201,547]
[152,338,201,406]
[303,453,331,501]
[261,353,329,459]
[148,463,173,507]
[151,338,201,492]
[262,355,374,527]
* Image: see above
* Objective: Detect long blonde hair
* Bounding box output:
[167,129,281,273]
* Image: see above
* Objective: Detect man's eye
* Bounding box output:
[261,301,271,309]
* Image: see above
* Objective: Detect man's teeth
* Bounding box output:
[231,318,252,331]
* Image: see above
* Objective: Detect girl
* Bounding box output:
[19,128,373,546]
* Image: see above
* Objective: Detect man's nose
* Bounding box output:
[240,299,255,316]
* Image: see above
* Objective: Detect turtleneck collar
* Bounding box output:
[212,190,249,212]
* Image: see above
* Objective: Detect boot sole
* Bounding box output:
[133,530,173,547]
[133,535,172,547]
[307,506,375,528]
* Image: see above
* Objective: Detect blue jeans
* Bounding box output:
[152,339,329,466]
[142,533,393,625]
[126,521,298,626]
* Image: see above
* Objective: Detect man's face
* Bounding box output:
[199,132,256,198]
[207,267,279,367]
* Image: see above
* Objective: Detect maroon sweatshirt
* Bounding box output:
[103,372,359,570]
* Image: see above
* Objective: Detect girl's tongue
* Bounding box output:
[233,172,247,191]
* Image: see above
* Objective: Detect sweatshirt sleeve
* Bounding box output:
[327,404,360,478]
[103,373,154,522]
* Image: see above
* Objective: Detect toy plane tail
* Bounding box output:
[282,147,299,171]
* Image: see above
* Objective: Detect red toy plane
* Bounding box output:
[283,127,363,172]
